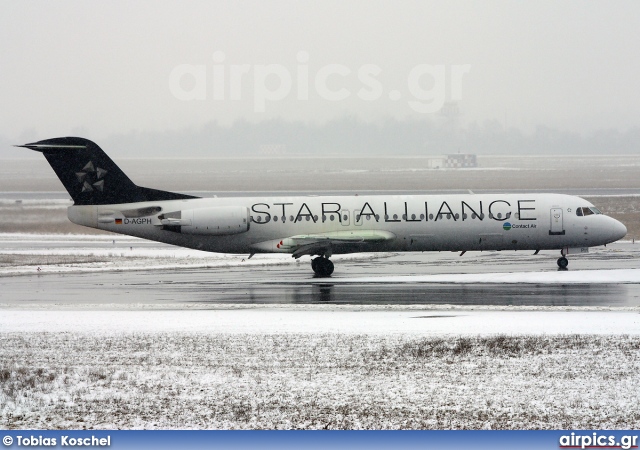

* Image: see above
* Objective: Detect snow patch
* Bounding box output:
[319,269,640,285]
[1,309,639,335]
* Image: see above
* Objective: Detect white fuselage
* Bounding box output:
[67,193,627,256]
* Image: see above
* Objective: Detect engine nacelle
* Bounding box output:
[160,206,250,236]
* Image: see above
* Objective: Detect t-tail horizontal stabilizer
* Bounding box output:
[18,137,198,205]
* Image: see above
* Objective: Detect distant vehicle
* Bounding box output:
[20,137,627,276]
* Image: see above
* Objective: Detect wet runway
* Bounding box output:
[2,247,640,308]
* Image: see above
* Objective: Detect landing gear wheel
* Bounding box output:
[322,259,334,276]
[311,257,334,277]
[557,257,569,269]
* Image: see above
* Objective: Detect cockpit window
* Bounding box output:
[576,206,602,216]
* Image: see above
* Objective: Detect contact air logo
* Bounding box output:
[503,222,512,231]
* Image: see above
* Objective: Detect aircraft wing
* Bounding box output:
[252,230,396,258]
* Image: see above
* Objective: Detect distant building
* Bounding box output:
[426,154,477,169]
[444,153,477,168]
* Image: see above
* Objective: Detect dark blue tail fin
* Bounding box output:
[18,137,198,205]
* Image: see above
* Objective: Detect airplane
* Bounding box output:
[19,137,628,276]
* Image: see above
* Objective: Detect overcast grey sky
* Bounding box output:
[2,1,639,143]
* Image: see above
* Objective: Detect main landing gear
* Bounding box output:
[557,256,569,269]
[311,256,334,277]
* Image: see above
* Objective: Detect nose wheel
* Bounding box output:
[557,257,569,269]
[311,257,334,277]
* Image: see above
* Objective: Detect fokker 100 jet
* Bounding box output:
[20,137,628,276]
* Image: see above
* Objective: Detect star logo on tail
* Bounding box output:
[76,161,107,193]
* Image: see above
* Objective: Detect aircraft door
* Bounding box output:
[340,210,350,226]
[549,208,565,235]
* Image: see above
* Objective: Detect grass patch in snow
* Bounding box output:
[1,333,639,429]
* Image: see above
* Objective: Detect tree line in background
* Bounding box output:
[4,118,640,158]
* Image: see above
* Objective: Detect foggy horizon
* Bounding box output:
[4,118,640,159]
[2,1,640,157]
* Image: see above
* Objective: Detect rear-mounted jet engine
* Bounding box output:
[159,206,250,235]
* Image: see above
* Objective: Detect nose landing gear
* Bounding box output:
[311,257,334,277]
[557,256,569,269]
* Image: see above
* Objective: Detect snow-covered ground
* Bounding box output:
[2,234,640,429]
[1,308,639,335]
[2,333,639,429]
[0,233,294,274]
[0,233,390,276]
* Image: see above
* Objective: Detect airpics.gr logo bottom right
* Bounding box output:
[559,432,638,450]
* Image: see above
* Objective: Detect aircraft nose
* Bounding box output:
[611,219,627,242]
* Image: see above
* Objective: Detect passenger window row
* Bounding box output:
[251,211,514,222]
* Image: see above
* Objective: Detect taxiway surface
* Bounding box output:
[2,241,639,308]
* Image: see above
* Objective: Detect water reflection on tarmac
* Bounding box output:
[2,261,640,307]
[218,282,638,307]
